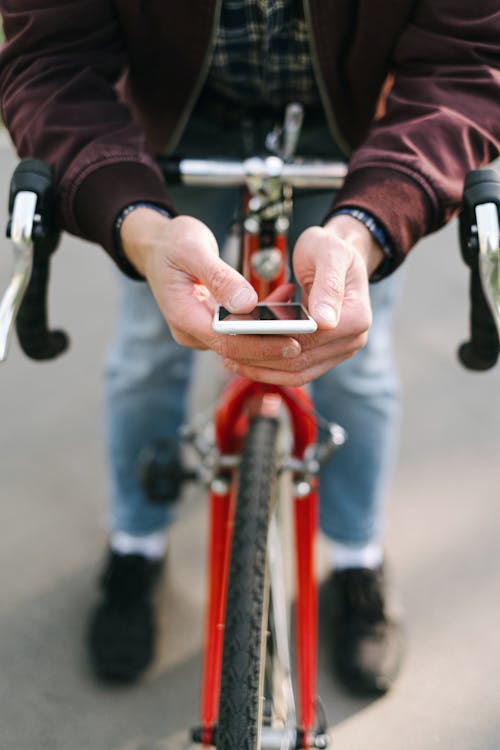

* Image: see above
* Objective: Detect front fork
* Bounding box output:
[191,376,344,748]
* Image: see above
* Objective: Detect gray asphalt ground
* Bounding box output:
[1,140,500,750]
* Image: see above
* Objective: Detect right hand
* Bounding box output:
[120,207,303,362]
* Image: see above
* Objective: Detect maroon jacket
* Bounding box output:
[0,1,499,276]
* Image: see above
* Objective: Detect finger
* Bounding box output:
[223,351,354,387]
[305,245,349,329]
[293,228,347,328]
[295,311,370,351]
[209,332,301,362]
[169,224,258,313]
[225,331,367,371]
[293,226,373,331]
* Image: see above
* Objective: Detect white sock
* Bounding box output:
[327,539,383,571]
[110,530,168,561]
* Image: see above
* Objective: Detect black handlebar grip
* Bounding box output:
[9,159,69,360]
[458,261,500,370]
[458,168,500,371]
[15,234,69,360]
[156,155,182,184]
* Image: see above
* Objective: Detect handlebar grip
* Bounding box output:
[458,168,500,371]
[458,261,499,370]
[15,236,68,360]
[9,159,69,360]
[156,155,182,184]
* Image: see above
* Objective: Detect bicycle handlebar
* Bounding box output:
[3,156,499,370]
[458,168,500,371]
[157,155,348,189]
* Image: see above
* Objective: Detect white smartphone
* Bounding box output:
[212,302,318,335]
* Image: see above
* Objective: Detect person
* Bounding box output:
[0,1,498,695]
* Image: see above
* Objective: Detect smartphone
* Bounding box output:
[212,302,317,335]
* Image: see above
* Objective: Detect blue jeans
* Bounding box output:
[104,109,402,545]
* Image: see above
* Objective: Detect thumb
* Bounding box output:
[168,216,258,312]
[201,253,258,312]
[307,254,348,330]
[307,243,371,331]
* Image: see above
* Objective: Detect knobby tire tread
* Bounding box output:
[217,416,280,750]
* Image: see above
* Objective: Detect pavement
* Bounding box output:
[1,140,500,750]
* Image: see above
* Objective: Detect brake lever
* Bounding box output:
[264,102,304,163]
[281,102,304,162]
[475,201,500,336]
[458,168,500,371]
[0,190,37,361]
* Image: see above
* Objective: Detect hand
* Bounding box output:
[120,208,303,364]
[223,214,385,386]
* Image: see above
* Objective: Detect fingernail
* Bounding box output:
[316,304,338,327]
[283,342,301,359]
[228,286,255,311]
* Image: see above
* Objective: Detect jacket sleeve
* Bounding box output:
[0,0,174,276]
[333,0,500,270]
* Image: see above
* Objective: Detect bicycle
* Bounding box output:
[1,104,499,750]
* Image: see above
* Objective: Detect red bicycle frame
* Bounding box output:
[200,376,320,744]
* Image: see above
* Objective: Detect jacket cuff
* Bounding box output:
[329,167,435,273]
[72,161,177,279]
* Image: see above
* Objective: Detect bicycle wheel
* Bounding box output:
[217,416,295,750]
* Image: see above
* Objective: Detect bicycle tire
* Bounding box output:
[217,415,286,750]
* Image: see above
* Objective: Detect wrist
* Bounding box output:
[323,213,385,276]
[119,205,172,277]
[325,207,396,281]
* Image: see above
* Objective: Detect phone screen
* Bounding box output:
[218,303,309,322]
[213,302,317,334]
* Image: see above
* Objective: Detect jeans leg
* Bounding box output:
[312,273,403,545]
[104,279,192,534]
[289,186,403,547]
[104,181,240,536]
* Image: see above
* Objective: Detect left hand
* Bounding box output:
[224,214,385,386]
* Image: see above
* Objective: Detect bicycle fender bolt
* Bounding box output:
[244,216,260,233]
[294,479,312,497]
[314,734,330,749]
[211,477,230,495]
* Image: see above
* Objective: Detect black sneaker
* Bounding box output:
[87,550,163,683]
[327,565,404,695]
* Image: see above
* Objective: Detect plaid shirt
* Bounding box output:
[206,0,320,108]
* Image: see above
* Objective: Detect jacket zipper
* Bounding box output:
[166,0,223,153]
[302,0,351,157]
